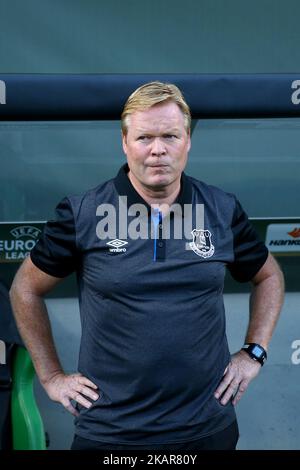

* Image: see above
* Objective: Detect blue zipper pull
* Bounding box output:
[151,208,161,261]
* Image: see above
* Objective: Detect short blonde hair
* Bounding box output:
[121,81,191,135]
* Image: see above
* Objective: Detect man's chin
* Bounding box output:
[145,175,172,189]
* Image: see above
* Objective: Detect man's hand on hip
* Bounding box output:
[214,350,261,406]
[42,372,99,416]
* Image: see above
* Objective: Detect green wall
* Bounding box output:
[1,0,300,73]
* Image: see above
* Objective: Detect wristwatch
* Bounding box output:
[242,343,267,366]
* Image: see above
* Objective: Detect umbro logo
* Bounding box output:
[106,239,128,253]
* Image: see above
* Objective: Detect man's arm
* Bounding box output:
[214,253,284,405]
[9,256,99,416]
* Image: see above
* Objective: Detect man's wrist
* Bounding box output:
[40,368,65,386]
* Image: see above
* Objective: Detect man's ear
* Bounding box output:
[122,132,128,155]
[187,130,191,152]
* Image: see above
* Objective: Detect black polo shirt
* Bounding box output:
[30,164,268,445]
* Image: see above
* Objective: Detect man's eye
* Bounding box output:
[137,136,150,141]
[164,134,177,139]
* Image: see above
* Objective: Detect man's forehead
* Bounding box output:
[134,101,183,118]
[129,106,185,131]
[134,122,182,133]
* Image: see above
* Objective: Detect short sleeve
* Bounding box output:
[30,197,79,278]
[227,197,268,283]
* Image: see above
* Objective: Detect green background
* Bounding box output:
[1,0,300,74]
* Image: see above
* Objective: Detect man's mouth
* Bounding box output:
[148,164,168,168]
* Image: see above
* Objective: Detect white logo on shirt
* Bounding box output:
[189,229,215,258]
[106,239,128,253]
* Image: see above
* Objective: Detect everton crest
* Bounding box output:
[190,229,215,258]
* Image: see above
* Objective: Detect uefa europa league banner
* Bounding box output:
[0,222,45,262]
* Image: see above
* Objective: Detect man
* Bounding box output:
[10,82,284,451]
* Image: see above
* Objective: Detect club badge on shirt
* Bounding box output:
[190,229,215,258]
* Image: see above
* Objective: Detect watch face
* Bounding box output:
[252,345,264,357]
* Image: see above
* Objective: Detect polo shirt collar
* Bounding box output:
[114,164,192,217]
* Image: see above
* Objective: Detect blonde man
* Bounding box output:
[10,82,284,451]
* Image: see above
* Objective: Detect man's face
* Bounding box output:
[122,101,191,191]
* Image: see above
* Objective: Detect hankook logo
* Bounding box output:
[266,224,300,253]
[288,228,300,239]
[0,80,6,105]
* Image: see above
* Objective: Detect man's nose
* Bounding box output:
[151,137,166,156]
